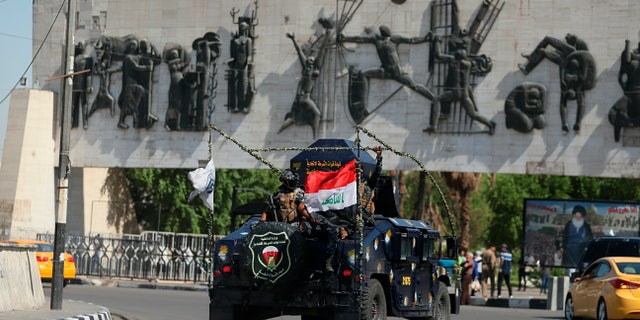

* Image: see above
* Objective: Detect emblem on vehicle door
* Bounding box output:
[248,231,292,283]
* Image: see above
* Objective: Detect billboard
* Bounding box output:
[523,198,640,268]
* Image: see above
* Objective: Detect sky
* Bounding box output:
[0,0,33,158]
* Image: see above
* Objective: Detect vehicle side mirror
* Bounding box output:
[570,271,579,282]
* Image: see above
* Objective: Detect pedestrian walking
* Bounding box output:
[497,243,513,298]
[481,245,497,298]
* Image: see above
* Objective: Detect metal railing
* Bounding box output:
[38,231,224,283]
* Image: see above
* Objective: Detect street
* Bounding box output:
[47,284,566,320]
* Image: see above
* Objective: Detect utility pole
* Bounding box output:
[51,0,76,309]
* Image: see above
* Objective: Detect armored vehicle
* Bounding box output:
[208,139,460,320]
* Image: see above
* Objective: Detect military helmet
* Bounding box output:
[279,169,299,189]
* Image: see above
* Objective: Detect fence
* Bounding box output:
[37,231,224,283]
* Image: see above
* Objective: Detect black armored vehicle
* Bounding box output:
[209,139,460,320]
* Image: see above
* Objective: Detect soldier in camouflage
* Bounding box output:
[261,169,339,273]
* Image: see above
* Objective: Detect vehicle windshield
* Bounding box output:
[37,243,54,252]
[616,262,640,275]
[582,240,640,269]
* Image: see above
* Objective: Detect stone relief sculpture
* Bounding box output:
[135,39,162,129]
[277,29,329,138]
[71,41,93,129]
[518,33,596,133]
[190,32,221,130]
[609,40,640,142]
[90,34,141,119]
[504,82,547,133]
[81,33,219,132]
[339,25,437,124]
[162,43,190,131]
[226,2,258,113]
[424,36,495,134]
[117,38,157,129]
[428,0,503,135]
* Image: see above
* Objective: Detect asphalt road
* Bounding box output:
[47,284,566,320]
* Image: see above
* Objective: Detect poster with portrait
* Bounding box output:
[523,198,640,268]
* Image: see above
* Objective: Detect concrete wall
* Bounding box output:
[0,243,46,312]
[29,0,640,177]
[0,90,56,240]
[0,90,134,239]
[68,167,139,236]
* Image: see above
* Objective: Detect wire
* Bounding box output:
[0,32,31,41]
[0,0,67,106]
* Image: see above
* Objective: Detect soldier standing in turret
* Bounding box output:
[261,169,339,273]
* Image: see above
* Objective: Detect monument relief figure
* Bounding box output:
[504,82,547,133]
[90,34,140,118]
[191,32,221,130]
[117,39,152,129]
[71,41,93,129]
[226,2,258,113]
[424,36,495,134]
[135,39,161,129]
[278,18,335,138]
[162,44,190,131]
[339,25,437,124]
[226,21,255,113]
[426,0,503,134]
[518,33,596,133]
[609,40,640,142]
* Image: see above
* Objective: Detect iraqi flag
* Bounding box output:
[304,159,357,213]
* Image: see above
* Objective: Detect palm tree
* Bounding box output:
[441,171,481,249]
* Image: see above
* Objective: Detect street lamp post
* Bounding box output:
[51,0,76,310]
[157,203,162,232]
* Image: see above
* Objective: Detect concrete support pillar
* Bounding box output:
[0,89,55,240]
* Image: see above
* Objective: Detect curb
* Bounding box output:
[76,276,209,292]
[469,296,548,309]
[58,300,112,320]
[119,281,208,292]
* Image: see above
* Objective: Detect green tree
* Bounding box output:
[122,168,279,235]
[401,171,451,234]
[442,172,481,250]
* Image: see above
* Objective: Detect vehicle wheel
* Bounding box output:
[429,281,451,320]
[564,295,575,320]
[240,221,306,291]
[597,299,608,320]
[302,312,333,320]
[361,278,387,320]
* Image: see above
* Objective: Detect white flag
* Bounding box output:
[188,159,215,210]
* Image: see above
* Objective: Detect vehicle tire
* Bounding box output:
[301,312,333,320]
[564,294,576,320]
[429,281,451,320]
[361,278,387,320]
[597,299,608,320]
[240,221,306,291]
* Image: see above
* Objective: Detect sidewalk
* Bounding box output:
[0,276,207,320]
[0,297,111,320]
[468,284,550,309]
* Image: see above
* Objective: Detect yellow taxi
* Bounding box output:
[2,239,77,284]
[565,256,640,320]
